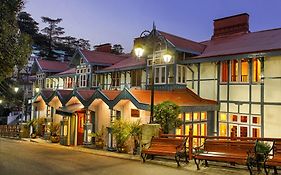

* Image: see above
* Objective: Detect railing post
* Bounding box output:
[188,126,193,160]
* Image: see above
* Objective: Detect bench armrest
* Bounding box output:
[141,142,150,149]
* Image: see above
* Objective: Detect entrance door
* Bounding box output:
[77,112,85,145]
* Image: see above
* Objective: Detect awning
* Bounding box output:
[56,103,84,116]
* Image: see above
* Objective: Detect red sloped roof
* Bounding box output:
[77,90,96,101]
[41,89,54,99]
[196,28,281,58]
[38,60,69,72]
[101,90,121,100]
[158,31,206,54]
[100,56,145,72]
[130,88,217,106]
[57,90,72,99]
[81,50,126,65]
[57,68,76,75]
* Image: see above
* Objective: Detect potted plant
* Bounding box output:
[50,122,60,143]
[111,119,131,153]
[90,126,105,149]
[154,101,182,134]
[27,118,37,138]
[129,120,142,155]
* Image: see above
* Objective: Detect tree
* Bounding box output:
[41,17,65,58]
[17,11,39,38]
[154,101,182,134]
[0,0,32,81]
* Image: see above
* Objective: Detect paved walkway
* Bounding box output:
[3,137,254,174]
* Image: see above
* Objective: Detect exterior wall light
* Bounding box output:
[14,87,19,93]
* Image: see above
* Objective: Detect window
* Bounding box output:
[221,59,249,83]
[219,113,261,137]
[79,74,87,87]
[64,77,73,88]
[177,65,187,84]
[154,66,166,84]
[45,78,53,89]
[252,58,261,82]
[111,72,121,87]
[92,74,102,87]
[231,60,239,82]
[241,59,249,82]
[221,61,229,82]
[131,70,142,87]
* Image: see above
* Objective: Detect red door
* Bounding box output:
[77,112,85,145]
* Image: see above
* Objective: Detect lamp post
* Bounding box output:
[134,24,172,123]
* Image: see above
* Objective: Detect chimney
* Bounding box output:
[212,13,250,39]
[94,43,112,53]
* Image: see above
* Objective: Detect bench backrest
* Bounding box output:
[149,137,186,150]
[273,140,281,155]
[204,139,256,155]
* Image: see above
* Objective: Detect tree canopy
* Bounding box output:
[154,101,182,134]
[0,0,32,81]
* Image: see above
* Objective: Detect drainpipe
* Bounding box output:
[187,65,195,89]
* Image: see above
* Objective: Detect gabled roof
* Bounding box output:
[101,90,121,100]
[97,56,146,73]
[130,88,217,106]
[158,31,206,54]
[80,50,126,65]
[196,28,281,58]
[37,59,69,73]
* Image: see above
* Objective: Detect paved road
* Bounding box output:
[0,138,203,175]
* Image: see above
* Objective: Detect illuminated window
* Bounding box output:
[240,116,248,123]
[240,126,248,137]
[252,127,261,137]
[185,113,191,121]
[193,112,199,121]
[178,113,183,120]
[185,125,190,135]
[252,58,261,82]
[201,123,207,136]
[221,61,228,82]
[230,114,238,122]
[241,59,249,82]
[111,72,121,87]
[176,126,183,135]
[219,123,227,136]
[231,60,239,82]
[201,112,207,120]
[220,113,227,122]
[252,116,261,125]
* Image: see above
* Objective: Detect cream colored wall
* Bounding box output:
[95,102,110,131]
[229,85,249,101]
[264,105,281,138]
[186,62,217,100]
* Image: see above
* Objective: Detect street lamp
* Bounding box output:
[14,87,19,93]
[134,23,172,123]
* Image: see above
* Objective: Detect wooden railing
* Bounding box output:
[160,127,281,161]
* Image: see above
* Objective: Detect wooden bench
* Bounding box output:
[141,136,188,166]
[264,140,281,175]
[193,139,257,174]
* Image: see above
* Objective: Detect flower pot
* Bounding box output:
[50,135,60,143]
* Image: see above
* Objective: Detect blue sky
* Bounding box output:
[24,0,281,52]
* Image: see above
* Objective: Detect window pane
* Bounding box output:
[201,123,207,136]
[176,126,183,135]
[221,61,228,82]
[240,126,248,137]
[193,112,199,121]
[231,60,238,82]
[252,116,261,125]
[155,67,159,83]
[219,123,227,136]
[253,58,261,82]
[241,116,248,123]
[161,67,165,83]
[185,125,190,136]
[230,114,238,122]
[201,112,207,120]
[229,125,238,137]
[252,128,261,137]
[219,113,227,121]
[241,59,248,82]
[178,66,181,82]
[185,113,191,121]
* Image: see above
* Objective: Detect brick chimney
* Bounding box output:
[212,13,250,39]
[94,43,112,53]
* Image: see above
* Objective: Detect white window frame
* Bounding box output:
[154,66,166,84]
[176,65,187,84]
